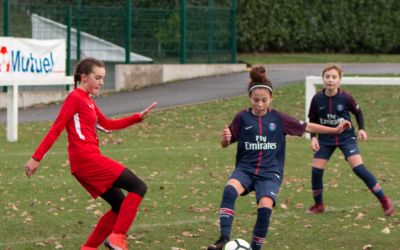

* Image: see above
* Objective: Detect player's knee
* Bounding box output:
[133,180,147,197]
[257,196,274,208]
[138,181,147,197]
[111,202,123,213]
[223,185,239,200]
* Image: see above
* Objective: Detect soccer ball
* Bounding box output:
[224,238,251,250]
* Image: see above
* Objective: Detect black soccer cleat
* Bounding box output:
[103,239,113,250]
[207,236,230,250]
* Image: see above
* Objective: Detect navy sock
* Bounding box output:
[353,164,385,199]
[251,207,272,250]
[311,167,324,204]
[219,185,238,239]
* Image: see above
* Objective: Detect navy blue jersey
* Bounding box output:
[229,108,307,177]
[308,89,360,145]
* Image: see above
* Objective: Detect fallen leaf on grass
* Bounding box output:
[55,242,63,249]
[10,203,19,211]
[295,203,304,209]
[362,244,373,249]
[94,210,103,216]
[381,227,390,234]
[181,231,198,237]
[189,206,210,213]
[61,160,70,167]
[355,212,365,220]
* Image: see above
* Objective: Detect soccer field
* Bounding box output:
[0,83,399,249]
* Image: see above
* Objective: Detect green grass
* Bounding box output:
[0,83,399,249]
[238,53,400,64]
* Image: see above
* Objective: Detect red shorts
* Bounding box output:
[71,153,125,198]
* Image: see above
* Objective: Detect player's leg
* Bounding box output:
[106,168,147,250]
[220,179,245,238]
[344,146,395,216]
[308,144,334,214]
[81,187,124,249]
[208,172,248,250]
[250,177,278,250]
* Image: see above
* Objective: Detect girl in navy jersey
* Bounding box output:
[24,58,157,250]
[307,64,395,216]
[208,65,351,250]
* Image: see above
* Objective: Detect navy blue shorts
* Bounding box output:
[313,142,360,160]
[229,167,282,206]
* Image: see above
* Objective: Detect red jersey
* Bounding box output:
[32,88,143,173]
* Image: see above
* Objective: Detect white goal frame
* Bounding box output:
[0,74,73,142]
[304,76,400,139]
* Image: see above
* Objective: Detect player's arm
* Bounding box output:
[220,126,232,148]
[308,96,319,139]
[348,94,367,142]
[307,99,321,150]
[354,111,367,141]
[25,94,79,177]
[96,102,157,131]
[306,121,351,134]
[221,112,241,148]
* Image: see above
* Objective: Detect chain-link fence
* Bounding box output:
[1,0,237,90]
[2,0,237,63]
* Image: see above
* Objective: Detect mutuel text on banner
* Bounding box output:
[0,37,65,77]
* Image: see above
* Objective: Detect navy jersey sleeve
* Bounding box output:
[345,92,361,114]
[277,111,307,137]
[308,95,319,123]
[344,92,365,129]
[228,110,244,143]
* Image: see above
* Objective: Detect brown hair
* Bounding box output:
[248,65,273,95]
[322,64,343,79]
[74,57,105,88]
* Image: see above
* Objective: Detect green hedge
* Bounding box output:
[237,0,400,53]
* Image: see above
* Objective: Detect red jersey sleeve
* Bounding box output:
[32,93,80,161]
[94,103,143,131]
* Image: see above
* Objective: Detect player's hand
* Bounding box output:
[358,129,368,142]
[25,158,40,178]
[310,137,320,152]
[336,120,351,133]
[140,102,158,119]
[221,126,232,145]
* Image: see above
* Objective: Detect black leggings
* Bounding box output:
[100,168,147,213]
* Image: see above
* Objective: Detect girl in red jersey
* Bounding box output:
[24,58,157,250]
[307,64,395,216]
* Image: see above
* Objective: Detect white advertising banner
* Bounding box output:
[0,37,66,82]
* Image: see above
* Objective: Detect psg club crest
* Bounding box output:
[0,46,11,73]
[268,122,276,131]
[336,104,344,112]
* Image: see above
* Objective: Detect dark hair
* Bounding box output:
[74,57,105,88]
[248,65,273,95]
